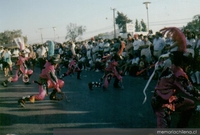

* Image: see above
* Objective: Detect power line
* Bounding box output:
[150,21,189,26]
[150,18,192,24]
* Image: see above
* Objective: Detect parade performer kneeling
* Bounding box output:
[150,27,200,128]
[59,55,82,80]
[18,54,65,107]
[1,50,33,87]
[88,53,124,90]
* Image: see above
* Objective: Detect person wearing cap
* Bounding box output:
[17,54,64,107]
[1,50,33,87]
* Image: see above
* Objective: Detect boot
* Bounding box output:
[59,73,67,79]
[18,95,35,107]
[1,80,9,87]
[18,98,25,107]
[50,89,57,100]
[88,82,102,90]
[88,82,93,90]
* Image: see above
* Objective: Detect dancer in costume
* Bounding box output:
[147,27,200,128]
[88,53,124,90]
[18,54,65,107]
[1,50,33,87]
[59,55,82,80]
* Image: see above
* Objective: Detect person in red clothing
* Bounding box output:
[88,53,124,90]
[151,27,200,128]
[152,51,200,128]
[59,55,82,80]
[17,54,64,107]
[1,50,33,87]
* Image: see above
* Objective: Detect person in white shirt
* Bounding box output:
[139,36,152,63]
[24,46,30,58]
[132,34,142,57]
[36,45,47,71]
[12,48,20,58]
[86,41,93,60]
[186,32,196,57]
[103,39,110,55]
[153,32,165,60]
[69,41,76,56]
[97,38,104,55]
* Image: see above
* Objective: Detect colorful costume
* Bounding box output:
[60,56,81,80]
[146,27,200,128]
[88,53,124,90]
[1,52,33,87]
[152,63,200,128]
[18,54,65,107]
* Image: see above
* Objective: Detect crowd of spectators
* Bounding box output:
[0,30,200,85]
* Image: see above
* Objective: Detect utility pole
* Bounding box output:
[39,28,43,43]
[111,8,116,38]
[143,2,151,32]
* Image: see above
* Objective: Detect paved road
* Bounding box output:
[0,67,199,135]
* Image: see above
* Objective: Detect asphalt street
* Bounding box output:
[0,67,199,135]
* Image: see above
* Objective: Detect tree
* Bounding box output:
[140,19,147,32]
[135,19,141,32]
[0,30,27,45]
[65,23,86,41]
[94,33,104,40]
[116,12,132,33]
[183,14,200,34]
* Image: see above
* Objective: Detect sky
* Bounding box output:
[0,0,199,44]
